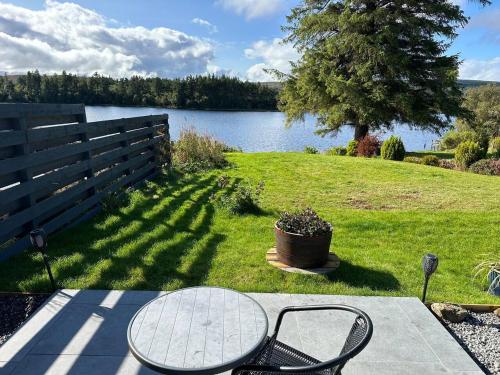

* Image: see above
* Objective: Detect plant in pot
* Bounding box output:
[275,208,333,268]
[473,257,500,296]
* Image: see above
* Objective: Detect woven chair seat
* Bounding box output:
[257,339,332,375]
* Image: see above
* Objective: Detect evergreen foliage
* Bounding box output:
[0,71,278,110]
[455,141,483,168]
[381,136,406,161]
[346,140,358,156]
[275,0,490,140]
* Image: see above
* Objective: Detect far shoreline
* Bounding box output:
[86,103,280,113]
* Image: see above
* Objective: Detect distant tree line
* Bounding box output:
[0,71,279,110]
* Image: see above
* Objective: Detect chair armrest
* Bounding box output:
[272,304,361,336]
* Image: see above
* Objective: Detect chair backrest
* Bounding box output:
[332,314,371,375]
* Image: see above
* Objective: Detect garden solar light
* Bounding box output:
[421,253,438,303]
[30,228,56,291]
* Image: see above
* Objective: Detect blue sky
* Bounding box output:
[1,0,499,81]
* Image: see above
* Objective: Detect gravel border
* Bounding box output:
[442,311,500,375]
[0,293,49,346]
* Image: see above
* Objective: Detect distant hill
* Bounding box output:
[260,79,500,90]
[457,79,500,88]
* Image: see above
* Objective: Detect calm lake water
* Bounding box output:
[86,106,441,152]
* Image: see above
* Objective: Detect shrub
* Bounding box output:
[221,144,243,153]
[346,140,358,156]
[421,155,440,166]
[440,130,488,157]
[469,159,500,176]
[439,130,477,150]
[439,159,457,170]
[326,146,346,156]
[217,180,264,214]
[357,135,381,157]
[276,208,332,236]
[381,136,406,161]
[403,156,421,164]
[455,141,483,168]
[101,187,134,213]
[304,146,319,154]
[490,137,500,158]
[173,128,228,172]
[156,127,172,168]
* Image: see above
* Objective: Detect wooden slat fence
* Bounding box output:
[0,103,170,261]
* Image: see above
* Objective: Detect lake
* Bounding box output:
[86,106,442,152]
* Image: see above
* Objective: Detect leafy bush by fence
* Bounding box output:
[173,128,228,172]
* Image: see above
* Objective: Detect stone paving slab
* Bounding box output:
[0,290,483,375]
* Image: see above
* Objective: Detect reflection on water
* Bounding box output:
[86,106,441,152]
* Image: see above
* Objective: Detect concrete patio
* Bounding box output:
[0,290,483,375]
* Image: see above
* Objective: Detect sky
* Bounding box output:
[0,0,499,81]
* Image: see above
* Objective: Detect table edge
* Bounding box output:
[127,286,269,375]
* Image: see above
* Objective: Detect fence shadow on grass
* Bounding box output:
[5,172,232,291]
[327,260,401,291]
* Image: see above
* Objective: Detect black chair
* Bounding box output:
[232,305,373,375]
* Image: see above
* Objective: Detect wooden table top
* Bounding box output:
[128,287,269,375]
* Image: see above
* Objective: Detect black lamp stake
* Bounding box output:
[29,228,56,291]
[422,253,438,303]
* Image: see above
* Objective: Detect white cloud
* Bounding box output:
[460,57,500,81]
[207,64,238,77]
[191,18,218,34]
[244,38,299,81]
[0,1,215,78]
[215,0,284,20]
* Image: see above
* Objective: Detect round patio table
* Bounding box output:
[128,287,269,375]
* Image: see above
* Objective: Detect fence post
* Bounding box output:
[119,123,131,180]
[145,118,157,173]
[157,115,171,171]
[77,110,96,197]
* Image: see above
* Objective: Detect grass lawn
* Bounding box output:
[1,153,498,303]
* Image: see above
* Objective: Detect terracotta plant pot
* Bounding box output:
[274,224,332,268]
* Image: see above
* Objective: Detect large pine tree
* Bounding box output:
[277,0,490,140]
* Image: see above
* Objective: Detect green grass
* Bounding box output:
[1,153,499,303]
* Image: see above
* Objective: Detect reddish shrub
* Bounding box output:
[438,159,457,170]
[357,135,381,157]
[469,159,500,176]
